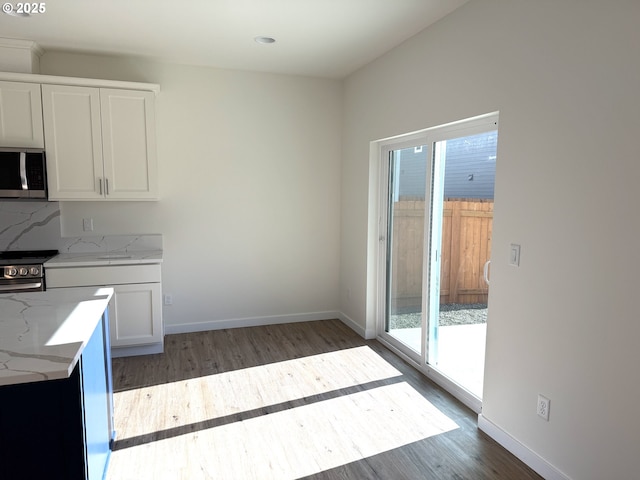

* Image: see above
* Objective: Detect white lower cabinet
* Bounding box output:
[109,283,162,348]
[46,264,163,357]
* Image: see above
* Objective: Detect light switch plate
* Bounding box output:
[509,244,521,266]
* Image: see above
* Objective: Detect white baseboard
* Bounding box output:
[477,414,571,480]
[164,311,340,335]
[111,342,164,358]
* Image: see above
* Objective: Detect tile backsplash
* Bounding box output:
[0,201,162,252]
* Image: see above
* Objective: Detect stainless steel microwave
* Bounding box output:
[0,148,47,199]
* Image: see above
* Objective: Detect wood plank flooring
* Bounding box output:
[107,319,542,480]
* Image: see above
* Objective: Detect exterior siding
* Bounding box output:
[396,131,497,200]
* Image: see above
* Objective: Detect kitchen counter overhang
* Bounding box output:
[0,286,114,386]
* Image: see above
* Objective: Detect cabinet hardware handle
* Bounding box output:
[99,178,103,195]
[105,178,109,195]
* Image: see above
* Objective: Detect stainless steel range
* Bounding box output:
[0,250,58,293]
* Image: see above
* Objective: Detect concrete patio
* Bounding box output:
[389,323,486,398]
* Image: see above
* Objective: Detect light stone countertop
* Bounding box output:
[45,250,163,268]
[0,287,114,387]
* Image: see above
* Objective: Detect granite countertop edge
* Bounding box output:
[45,250,163,268]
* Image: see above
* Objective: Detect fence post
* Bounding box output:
[448,200,462,304]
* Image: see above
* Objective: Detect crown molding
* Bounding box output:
[0,71,160,95]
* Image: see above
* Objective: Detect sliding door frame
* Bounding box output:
[374,112,499,414]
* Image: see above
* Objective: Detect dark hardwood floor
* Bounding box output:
[107,319,541,480]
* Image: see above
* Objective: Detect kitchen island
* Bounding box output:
[0,287,115,480]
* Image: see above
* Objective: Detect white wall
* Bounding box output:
[40,53,343,331]
[340,0,640,479]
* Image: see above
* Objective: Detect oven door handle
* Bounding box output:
[0,282,42,291]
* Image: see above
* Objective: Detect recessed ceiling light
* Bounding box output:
[254,36,276,44]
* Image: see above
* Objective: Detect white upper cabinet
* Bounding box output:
[100,89,158,200]
[0,81,44,148]
[43,84,158,201]
[42,84,104,200]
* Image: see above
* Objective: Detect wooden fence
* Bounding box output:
[389,199,493,311]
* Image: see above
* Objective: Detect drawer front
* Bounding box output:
[46,264,162,288]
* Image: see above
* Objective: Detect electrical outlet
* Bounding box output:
[163,294,173,306]
[82,218,94,232]
[537,394,550,421]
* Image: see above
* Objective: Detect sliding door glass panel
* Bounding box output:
[385,145,428,354]
[427,130,497,398]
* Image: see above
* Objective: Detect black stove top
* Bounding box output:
[0,250,58,265]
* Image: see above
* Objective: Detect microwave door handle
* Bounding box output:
[19,152,28,190]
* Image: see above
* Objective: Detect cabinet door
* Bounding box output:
[100,89,158,199]
[0,81,44,148]
[110,283,162,347]
[42,84,104,200]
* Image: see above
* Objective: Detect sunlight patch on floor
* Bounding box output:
[113,346,403,438]
[108,382,459,480]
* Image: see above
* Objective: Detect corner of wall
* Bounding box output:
[338,312,376,339]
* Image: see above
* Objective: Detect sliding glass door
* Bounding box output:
[379,114,498,402]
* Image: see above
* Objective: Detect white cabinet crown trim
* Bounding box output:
[0,71,160,95]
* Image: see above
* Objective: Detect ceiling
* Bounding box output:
[0,0,468,79]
